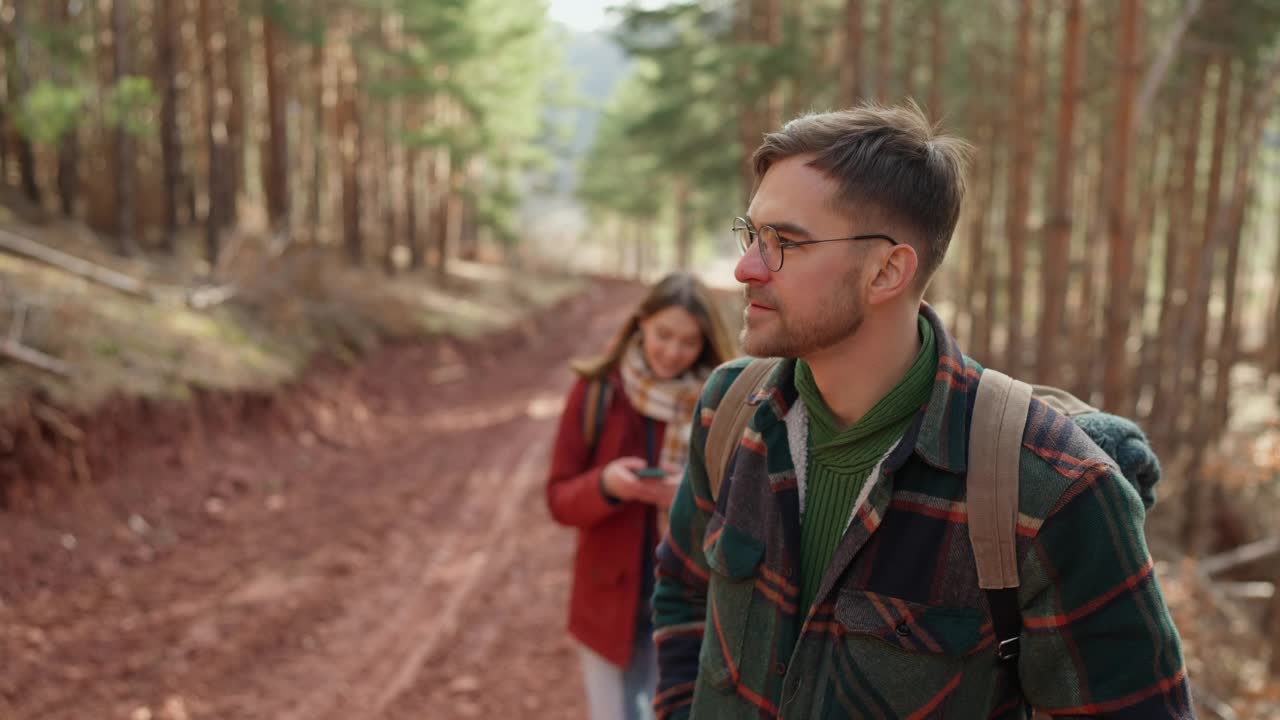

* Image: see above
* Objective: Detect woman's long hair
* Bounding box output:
[572,272,738,380]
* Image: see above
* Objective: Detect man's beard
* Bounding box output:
[740,287,865,359]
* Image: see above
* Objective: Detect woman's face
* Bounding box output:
[638,305,706,380]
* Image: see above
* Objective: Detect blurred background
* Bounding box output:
[1,0,1279,718]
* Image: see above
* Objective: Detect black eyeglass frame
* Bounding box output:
[732,216,898,272]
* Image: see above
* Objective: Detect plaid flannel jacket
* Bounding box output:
[651,306,1193,719]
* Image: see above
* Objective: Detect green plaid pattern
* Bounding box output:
[651,305,1193,719]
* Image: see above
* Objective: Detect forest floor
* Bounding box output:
[1,274,640,720]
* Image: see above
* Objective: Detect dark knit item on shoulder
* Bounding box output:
[1072,411,1160,510]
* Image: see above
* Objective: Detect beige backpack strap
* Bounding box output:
[1029,383,1095,417]
[968,368,1034,590]
[705,358,780,501]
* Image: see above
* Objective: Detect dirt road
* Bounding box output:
[1,280,644,720]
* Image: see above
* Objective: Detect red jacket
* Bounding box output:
[546,371,664,668]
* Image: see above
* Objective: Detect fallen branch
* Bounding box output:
[187,283,239,310]
[31,402,84,444]
[0,227,152,300]
[1201,537,1280,577]
[1216,580,1275,601]
[0,339,72,377]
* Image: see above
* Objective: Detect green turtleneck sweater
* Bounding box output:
[794,315,937,618]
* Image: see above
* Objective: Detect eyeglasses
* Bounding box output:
[732,217,898,272]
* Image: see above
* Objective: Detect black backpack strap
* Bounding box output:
[986,587,1022,665]
[581,377,613,457]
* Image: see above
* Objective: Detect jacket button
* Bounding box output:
[774,662,787,676]
[896,623,911,637]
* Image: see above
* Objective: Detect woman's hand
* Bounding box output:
[647,463,685,510]
[602,458,685,508]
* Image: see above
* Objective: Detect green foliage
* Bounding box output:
[9,74,157,144]
[1189,0,1280,59]
[104,76,159,137]
[577,2,760,249]
[13,81,87,144]
[351,0,560,239]
[577,64,666,220]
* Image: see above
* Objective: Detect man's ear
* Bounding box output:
[866,243,919,305]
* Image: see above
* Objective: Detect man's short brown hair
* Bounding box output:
[752,102,972,282]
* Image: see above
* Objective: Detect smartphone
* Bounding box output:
[635,467,666,481]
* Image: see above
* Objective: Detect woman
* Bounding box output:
[546,272,737,720]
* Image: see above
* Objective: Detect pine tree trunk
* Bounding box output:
[1136,104,1184,410]
[382,123,398,272]
[674,179,692,269]
[56,131,79,219]
[444,164,463,271]
[733,0,782,204]
[182,1,200,228]
[633,220,646,279]
[734,0,758,206]
[1209,62,1257,432]
[1172,56,1233,444]
[54,0,80,219]
[966,137,995,364]
[112,0,136,255]
[876,0,892,102]
[966,44,997,364]
[1122,119,1159,415]
[976,160,1003,366]
[1072,127,1108,401]
[1101,0,1141,412]
[8,0,40,206]
[1270,233,1280,375]
[406,141,421,270]
[157,0,182,246]
[840,0,863,106]
[14,135,37,208]
[199,0,227,265]
[263,3,290,239]
[927,2,943,117]
[379,12,398,273]
[308,31,325,243]
[781,3,812,120]
[432,151,451,276]
[460,179,478,262]
[761,0,782,130]
[901,10,919,102]
[339,47,362,265]
[223,0,244,222]
[609,216,621,276]
[1150,59,1208,444]
[1035,0,1082,387]
[1003,0,1033,375]
[1211,188,1250,429]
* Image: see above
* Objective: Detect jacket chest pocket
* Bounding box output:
[700,519,765,691]
[826,588,983,719]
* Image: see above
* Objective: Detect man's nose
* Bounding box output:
[734,247,770,284]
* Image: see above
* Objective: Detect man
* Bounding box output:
[651,103,1193,719]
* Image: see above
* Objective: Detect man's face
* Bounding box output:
[734,155,869,359]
